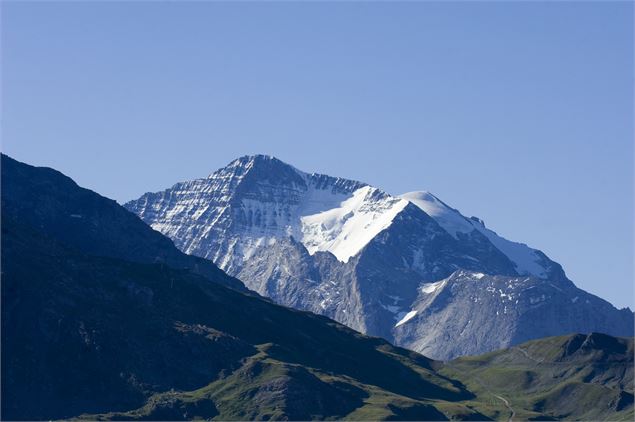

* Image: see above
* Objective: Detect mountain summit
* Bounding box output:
[126,155,633,359]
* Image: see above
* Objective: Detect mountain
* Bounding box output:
[1,154,474,420]
[3,154,632,420]
[126,155,634,359]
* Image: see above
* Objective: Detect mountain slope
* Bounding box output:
[1,154,476,420]
[3,154,631,421]
[400,191,563,279]
[393,270,634,359]
[439,333,634,421]
[2,154,245,292]
[126,155,633,359]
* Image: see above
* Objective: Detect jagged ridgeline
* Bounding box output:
[2,154,633,421]
[126,155,633,360]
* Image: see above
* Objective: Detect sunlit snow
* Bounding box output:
[300,186,409,262]
[395,310,418,327]
[420,279,447,294]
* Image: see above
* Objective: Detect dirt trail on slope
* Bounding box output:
[513,346,545,364]
[445,362,516,421]
[493,394,515,422]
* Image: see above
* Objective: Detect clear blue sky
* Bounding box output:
[2,1,633,309]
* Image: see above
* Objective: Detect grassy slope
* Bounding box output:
[438,333,634,421]
[89,331,635,421]
[95,347,458,421]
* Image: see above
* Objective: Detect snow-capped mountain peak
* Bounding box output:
[125,156,632,360]
[131,158,557,277]
[221,156,404,263]
[400,191,475,238]
[401,190,551,279]
[214,154,296,175]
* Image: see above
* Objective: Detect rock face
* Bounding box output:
[393,270,634,359]
[126,155,633,359]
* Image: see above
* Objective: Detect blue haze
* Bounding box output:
[2,2,633,308]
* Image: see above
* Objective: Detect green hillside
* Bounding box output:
[439,333,634,421]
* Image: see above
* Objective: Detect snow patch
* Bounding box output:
[300,186,409,262]
[420,279,446,294]
[474,224,547,278]
[395,310,418,327]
